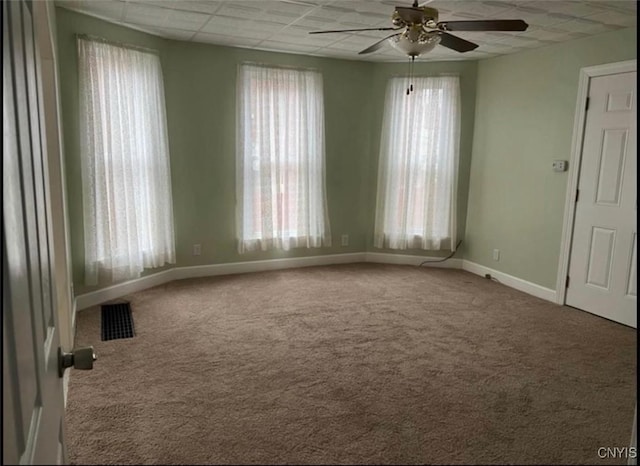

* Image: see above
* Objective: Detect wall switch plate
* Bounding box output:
[552,160,568,172]
[493,249,500,261]
[193,244,202,256]
[341,234,349,246]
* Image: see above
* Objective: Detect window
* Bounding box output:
[236,64,331,253]
[78,37,175,285]
[374,76,460,251]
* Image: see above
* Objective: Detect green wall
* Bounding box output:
[162,40,374,270]
[464,27,637,289]
[57,8,380,295]
[55,7,636,297]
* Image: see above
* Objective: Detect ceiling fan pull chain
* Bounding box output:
[406,56,415,95]
[406,59,410,95]
[410,56,415,93]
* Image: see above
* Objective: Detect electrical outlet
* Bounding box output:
[193,244,202,256]
[341,234,349,246]
[493,249,500,261]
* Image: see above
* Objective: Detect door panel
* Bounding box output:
[595,128,627,205]
[566,70,637,328]
[3,0,67,464]
[585,226,615,289]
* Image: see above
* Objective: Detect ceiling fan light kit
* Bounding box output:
[389,28,441,58]
[309,0,529,94]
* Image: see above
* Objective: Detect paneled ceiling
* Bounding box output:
[55,0,637,62]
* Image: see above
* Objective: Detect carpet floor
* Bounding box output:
[66,263,637,465]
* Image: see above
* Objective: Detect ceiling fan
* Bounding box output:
[309,0,529,58]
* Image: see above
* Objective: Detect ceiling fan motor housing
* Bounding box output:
[420,7,439,25]
[392,6,439,27]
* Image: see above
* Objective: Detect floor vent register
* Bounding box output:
[101,302,135,341]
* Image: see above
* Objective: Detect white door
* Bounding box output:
[566,70,637,328]
[3,0,67,463]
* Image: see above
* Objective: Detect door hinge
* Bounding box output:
[566,275,570,288]
[575,189,580,203]
[585,97,590,111]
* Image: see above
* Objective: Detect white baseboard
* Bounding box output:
[365,252,462,268]
[76,253,367,310]
[462,260,557,303]
[173,253,367,280]
[75,269,176,311]
[75,254,555,311]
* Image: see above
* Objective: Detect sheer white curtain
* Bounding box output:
[236,63,331,253]
[374,76,460,251]
[78,37,175,285]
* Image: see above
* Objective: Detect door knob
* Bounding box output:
[58,346,97,377]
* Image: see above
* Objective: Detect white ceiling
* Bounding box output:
[56,0,638,62]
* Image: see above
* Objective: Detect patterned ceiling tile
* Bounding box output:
[140,25,196,40]
[192,31,262,47]
[320,3,358,16]
[256,40,320,53]
[557,16,623,34]
[201,14,246,31]
[73,0,126,21]
[587,9,638,27]
[464,50,498,59]
[173,1,224,15]
[216,2,264,15]
[270,1,317,15]
[344,1,393,16]
[298,15,338,25]
[479,42,525,53]
[55,0,637,62]
[325,37,379,51]
[528,0,614,17]
[434,0,516,18]
[283,23,321,34]
[202,24,273,40]
[164,9,210,30]
[130,0,221,15]
[512,5,572,27]
[267,31,342,47]
[339,34,392,46]
[252,19,292,30]
[123,2,169,25]
[522,25,578,42]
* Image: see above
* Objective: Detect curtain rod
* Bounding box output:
[76,34,160,55]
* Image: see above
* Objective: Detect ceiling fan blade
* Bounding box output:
[395,6,424,24]
[438,32,479,53]
[358,33,402,55]
[437,19,528,32]
[309,27,400,35]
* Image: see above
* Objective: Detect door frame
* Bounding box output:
[555,59,637,306]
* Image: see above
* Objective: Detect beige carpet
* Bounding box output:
[66,263,636,465]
